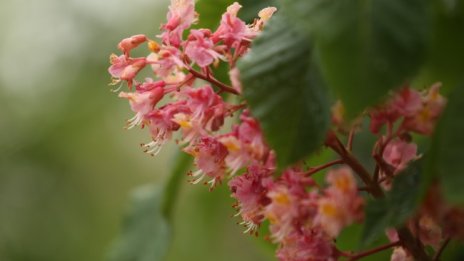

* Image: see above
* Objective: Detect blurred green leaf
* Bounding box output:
[283,0,428,118]
[429,84,464,205]
[362,161,422,246]
[415,0,464,91]
[109,151,191,261]
[238,15,329,168]
[162,152,192,219]
[107,185,170,261]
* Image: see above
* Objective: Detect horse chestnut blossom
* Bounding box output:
[109,1,461,260]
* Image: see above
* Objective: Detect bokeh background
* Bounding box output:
[0,0,272,260]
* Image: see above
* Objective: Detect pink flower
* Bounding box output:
[108,54,146,88]
[147,46,184,80]
[135,78,166,92]
[390,247,413,261]
[265,169,318,242]
[212,2,249,49]
[229,166,273,233]
[142,101,188,155]
[229,67,242,93]
[117,34,148,57]
[184,29,223,67]
[383,139,418,172]
[402,83,446,135]
[390,88,422,117]
[185,136,228,188]
[219,112,269,174]
[160,0,196,46]
[424,82,446,118]
[315,167,364,238]
[118,86,164,129]
[386,228,399,242]
[265,185,302,242]
[276,229,336,261]
[369,84,446,136]
[369,87,422,134]
[249,7,277,32]
[173,86,229,142]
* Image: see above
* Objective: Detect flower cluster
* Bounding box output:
[109,1,457,260]
[108,0,276,170]
[369,83,446,136]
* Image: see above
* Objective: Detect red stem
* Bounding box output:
[187,67,240,95]
[344,241,401,260]
[168,73,194,92]
[325,131,384,198]
[304,159,344,176]
[327,131,431,260]
[227,103,247,116]
[433,237,451,261]
[347,128,355,151]
[397,227,431,261]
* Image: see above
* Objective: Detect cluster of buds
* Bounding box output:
[109,1,459,260]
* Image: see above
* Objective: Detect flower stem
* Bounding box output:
[343,241,401,260]
[433,237,451,261]
[397,227,432,261]
[304,159,344,176]
[187,67,240,95]
[347,128,355,151]
[325,131,384,198]
[326,131,431,260]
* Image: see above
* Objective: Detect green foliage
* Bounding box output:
[429,84,464,205]
[416,0,464,91]
[108,152,192,261]
[282,0,428,118]
[162,152,192,219]
[166,183,272,261]
[362,161,423,246]
[107,185,171,261]
[238,15,330,168]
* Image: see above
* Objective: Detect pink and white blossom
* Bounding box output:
[382,139,418,173]
[184,29,223,67]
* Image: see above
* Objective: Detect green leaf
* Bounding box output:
[162,152,192,219]
[362,161,423,246]
[107,185,171,261]
[429,84,464,204]
[238,15,330,168]
[108,152,192,261]
[415,0,464,91]
[282,0,429,118]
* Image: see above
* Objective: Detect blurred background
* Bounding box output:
[0,0,272,260]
